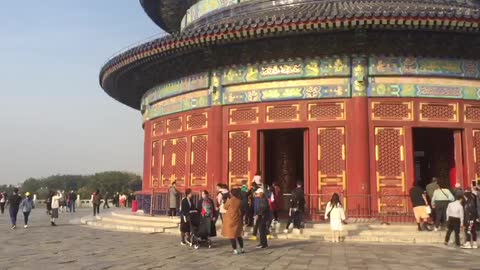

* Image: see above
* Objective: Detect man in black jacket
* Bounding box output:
[8,188,22,229]
[284,182,306,232]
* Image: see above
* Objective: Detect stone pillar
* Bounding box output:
[346,56,371,216]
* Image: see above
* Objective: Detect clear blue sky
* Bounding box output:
[0,1,162,184]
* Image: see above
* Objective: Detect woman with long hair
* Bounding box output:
[222,188,245,254]
[324,193,346,243]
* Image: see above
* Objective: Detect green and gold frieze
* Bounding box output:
[369,77,480,100]
[143,90,210,121]
[221,57,350,86]
[222,78,350,105]
[141,72,210,109]
[370,56,480,79]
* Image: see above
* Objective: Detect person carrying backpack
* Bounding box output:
[216,183,229,222]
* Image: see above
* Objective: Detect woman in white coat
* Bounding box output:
[324,193,346,243]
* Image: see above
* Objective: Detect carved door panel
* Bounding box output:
[228,131,251,188]
[453,130,464,186]
[318,127,346,211]
[151,141,161,188]
[474,130,480,186]
[190,135,208,187]
[161,137,187,187]
[374,127,407,214]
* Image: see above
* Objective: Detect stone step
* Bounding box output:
[84,220,165,233]
[111,211,180,224]
[100,216,179,229]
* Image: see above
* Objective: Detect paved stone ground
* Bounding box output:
[0,209,479,270]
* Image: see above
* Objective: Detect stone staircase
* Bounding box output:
[81,211,450,244]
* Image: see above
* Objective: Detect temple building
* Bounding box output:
[100,0,480,219]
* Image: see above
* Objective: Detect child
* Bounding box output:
[20,192,35,228]
[324,193,346,243]
[444,194,464,247]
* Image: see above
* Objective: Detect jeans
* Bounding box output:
[23,211,30,225]
[258,215,268,247]
[0,202,5,214]
[9,207,19,226]
[286,210,303,229]
[434,201,449,228]
[93,204,100,216]
[445,217,461,246]
[69,201,76,212]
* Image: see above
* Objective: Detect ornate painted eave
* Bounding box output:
[101,0,480,109]
[140,0,197,33]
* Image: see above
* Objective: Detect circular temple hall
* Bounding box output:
[100,0,480,219]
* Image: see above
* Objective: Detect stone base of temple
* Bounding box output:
[81,211,464,245]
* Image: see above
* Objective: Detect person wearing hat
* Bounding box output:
[20,192,35,228]
[254,188,270,248]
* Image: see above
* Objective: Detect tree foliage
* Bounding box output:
[3,171,142,199]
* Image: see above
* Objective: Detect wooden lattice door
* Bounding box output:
[374,127,407,214]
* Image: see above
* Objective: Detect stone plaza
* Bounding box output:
[0,209,479,270]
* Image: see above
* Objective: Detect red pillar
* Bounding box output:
[207,106,223,194]
[143,121,153,192]
[346,56,371,217]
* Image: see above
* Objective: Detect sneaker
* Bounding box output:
[267,235,273,240]
[11,225,16,229]
[180,241,187,246]
[248,236,257,241]
[472,242,478,249]
[256,244,263,248]
[283,229,289,234]
[240,248,245,254]
[461,242,472,249]
[24,225,28,228]
[434,227,438,232]
[233,249,240,255]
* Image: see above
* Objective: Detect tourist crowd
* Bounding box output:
[168,173,346,254]
[409,178,480,248]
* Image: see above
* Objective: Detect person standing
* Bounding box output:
[103,192,110,209]
[216,183,230,222]
[324,193,346,243]
[431,183,454,231]
[8,188,22,229]
[69,190,77,213]
[461,189,478,249]
[409,184,431,231]
[180,189,195,246]
[197,190,216,241]
[426,177,439,201]
[444,194,464,247]
[50,191,61,226]
[255,188,270,249]
[91,190,101,216]
[222,188,245,255]
[168,181,179,218]
[0,191,7,214]
[45,191,53,215]
[240,181,249,225]
[285,182,305,232]
[20,192,35,228]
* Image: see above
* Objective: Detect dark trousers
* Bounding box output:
[0,202,5,214]
[9,207,19,226]
[103,200,110,209]
[230,237,244,249]
[169,208,176,217]
[286,210,303,229]
[434,201,449,228]
[445,217,461,246]
[273,210,278,221]
[93,204,100,216]
[258,216,268,247]
[465,221,477,242]
[23,211,30,225]
[252,217,259,236]
[69,201,76,212]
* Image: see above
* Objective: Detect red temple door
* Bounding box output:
[453,130,465,187]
